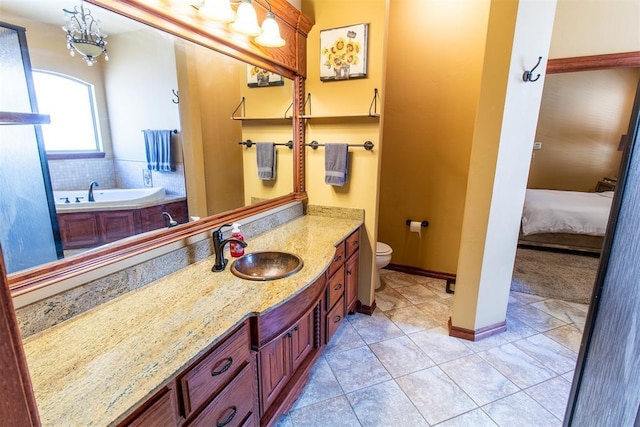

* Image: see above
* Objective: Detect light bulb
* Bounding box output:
[230,0,260,36]
[198,0,236,23]
[255,12,285,47]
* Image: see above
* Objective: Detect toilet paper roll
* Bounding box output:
[409,221,422,237]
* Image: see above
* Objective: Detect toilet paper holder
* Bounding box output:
[406,219,429,228]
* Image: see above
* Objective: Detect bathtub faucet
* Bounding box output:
[162,212,178,228]
[88,181,99,202]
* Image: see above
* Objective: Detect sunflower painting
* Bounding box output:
[320,23,368,81]
[247,65,284,87]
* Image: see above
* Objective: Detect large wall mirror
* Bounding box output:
[1,0,309,294]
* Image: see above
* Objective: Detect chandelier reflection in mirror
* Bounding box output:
[194,0,286,47]
[62,4,109,66]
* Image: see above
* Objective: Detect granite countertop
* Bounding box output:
[22,215,362,426]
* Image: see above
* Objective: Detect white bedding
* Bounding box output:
[521,189,614,237]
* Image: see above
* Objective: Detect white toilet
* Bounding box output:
[375,241,393,289]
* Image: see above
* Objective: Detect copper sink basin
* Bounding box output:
[230,251,303,281]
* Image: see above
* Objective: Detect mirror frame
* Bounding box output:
[7,0,313,296]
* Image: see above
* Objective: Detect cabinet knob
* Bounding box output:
[334,283,342,291]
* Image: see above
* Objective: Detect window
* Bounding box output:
[32,70,102,155]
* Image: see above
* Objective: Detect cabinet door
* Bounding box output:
[345,252,359,313]
[98,211,138,243]
[290,309,314,372]
[258,334,291,414]
[57,213,100,249]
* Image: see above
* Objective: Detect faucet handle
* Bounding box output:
[213,223,234,237]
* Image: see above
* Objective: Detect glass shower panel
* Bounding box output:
[0,25,60,274]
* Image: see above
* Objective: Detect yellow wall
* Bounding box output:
[302,0,386,306]
[378,0,491,275]
[550,0,640,58]
[528,68,640,191]
[177,42,245,217]
[239,76,295,204]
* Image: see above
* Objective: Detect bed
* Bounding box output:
[518,189,614,253]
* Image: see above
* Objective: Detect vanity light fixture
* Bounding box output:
[195,0,285,47]
[62,4,108,66]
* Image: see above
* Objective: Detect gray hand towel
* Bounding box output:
[325,143,349,186]
[257,142,276,180]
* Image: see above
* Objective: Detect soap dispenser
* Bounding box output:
[230,223,245,257]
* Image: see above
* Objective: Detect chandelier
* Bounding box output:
[195,0,285,48]
[62,4,109,66]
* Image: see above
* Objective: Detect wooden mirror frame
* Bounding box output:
[6,0,313,296]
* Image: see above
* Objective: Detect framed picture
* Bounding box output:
[247,65,284,87]
[320,23,368,81]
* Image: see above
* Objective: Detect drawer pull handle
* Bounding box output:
[333,315,342,323]
[211,357,233,376]
[294,325,299,331]
[334,283,342,291]
[335,255,342,262]
[217,406,237,427]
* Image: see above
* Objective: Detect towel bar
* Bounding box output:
[239,140,293,149]
[305,140,374,151]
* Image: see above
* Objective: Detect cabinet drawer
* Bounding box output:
[328,242,345,278]
[326,296,345,344]
[327,265,345,310]
[180,322,251,417]
[187,362,258,427]
[124,388,174,427]
[346,229,360,259]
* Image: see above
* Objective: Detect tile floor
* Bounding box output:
[275,269,589,427]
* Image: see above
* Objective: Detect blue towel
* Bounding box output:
[325,143,349,186]
[144,130,173,172]
[257,142,276,180]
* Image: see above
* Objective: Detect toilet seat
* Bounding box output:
[376,242,392,256]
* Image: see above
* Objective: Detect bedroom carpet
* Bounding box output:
[511,247,600,304]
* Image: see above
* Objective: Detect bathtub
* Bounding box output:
[54,187,167,212]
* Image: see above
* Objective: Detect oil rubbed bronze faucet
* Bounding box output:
[88,181,99,202]
[212,224,247,272]
[162,212,178,228]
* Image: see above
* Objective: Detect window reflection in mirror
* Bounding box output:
[0,0,294,276]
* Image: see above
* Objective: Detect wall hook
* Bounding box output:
[172,89,180,104]
[523,56,542,82]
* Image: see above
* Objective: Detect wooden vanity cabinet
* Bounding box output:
[325,228,360,342]
[345,229,360,314]
[253,275,325,426]
[119,321,258,427]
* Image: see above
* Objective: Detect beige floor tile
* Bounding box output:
[440,354,519,406]
[512,334,578,375]
[524,376,572,419]
[482,391,562,426]
[289,395,361,427]
[290,356,344,411]
[346,380,429,426]
[385,305,439,333]
[374,286,414,311]
[397,367,478,425]
[394,284,438,304]
[435,409,498,427]
[507,304,568,332]
[369,335,435,377]
[409,327,474,364]
[478,343,556,388]
[325,346,392,393]
[414,298,451,328]
[544,324,584,353]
